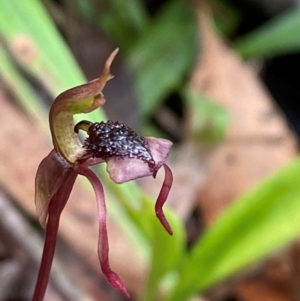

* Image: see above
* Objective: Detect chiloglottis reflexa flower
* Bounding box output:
[33,49,173,300]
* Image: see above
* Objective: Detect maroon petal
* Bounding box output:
[155,164,173,235]
[106,137,172,183]
[75,166,130,298]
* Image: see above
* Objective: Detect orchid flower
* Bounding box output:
[33,49,173,300]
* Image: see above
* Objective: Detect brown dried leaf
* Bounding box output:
[234,279,290,301]
[190,3,297,226]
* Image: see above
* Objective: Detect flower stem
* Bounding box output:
[32,170,77,301]
[32,210,60,301]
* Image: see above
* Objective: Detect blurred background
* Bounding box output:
[1,0,300,300]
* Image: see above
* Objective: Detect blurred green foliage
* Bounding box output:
[79,0,198,119]
[235,6,300,58]
[1,0,300,300]
[184,88,229,143]
[167,156,300,300]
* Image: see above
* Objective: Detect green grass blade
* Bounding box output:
[142,208,185,301]
[0,45,47,125]
[167,156,300,301]
[235,6,300,59]
[0,0,85,96]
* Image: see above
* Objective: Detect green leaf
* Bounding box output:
[127,0,198,117]
[141,202,185,301]
[167,156,300,301]
[183,88,229,144]
[235,6,300,59]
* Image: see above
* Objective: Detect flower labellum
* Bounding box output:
[33,49,173,300]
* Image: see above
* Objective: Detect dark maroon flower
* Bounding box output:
[33,49,173,300]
